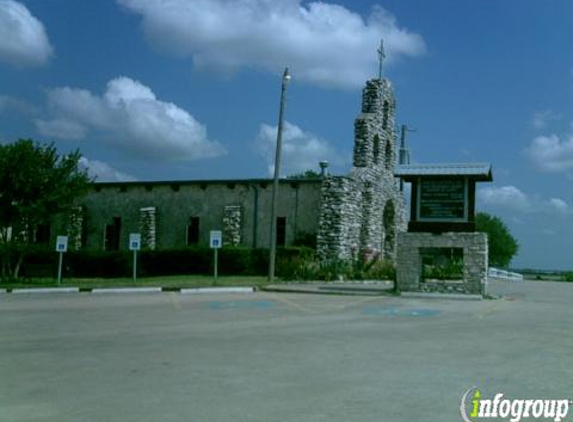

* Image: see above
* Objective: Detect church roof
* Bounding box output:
[395,163,493,181]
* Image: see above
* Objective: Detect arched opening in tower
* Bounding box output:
[373,134,381,164]
[385,139,393,170]
[383,200,396,260]
[382,100,389,130]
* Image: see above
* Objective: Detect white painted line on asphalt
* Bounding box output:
[180,287,254,295]
[11,287,80,294]
[401,292,482,301]
[91,287,162,294]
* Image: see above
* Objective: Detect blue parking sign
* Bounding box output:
[210,231,222,249]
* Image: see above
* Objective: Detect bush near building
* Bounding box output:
[17,246,314,280]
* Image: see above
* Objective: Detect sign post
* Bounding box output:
[209,230,222,283]
[55,236,68,284]
[129,233,141,283]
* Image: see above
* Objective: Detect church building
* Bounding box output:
[54,74,408,262]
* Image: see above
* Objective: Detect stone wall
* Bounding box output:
[139,207,156,250]
[317,177,362,261]
[66,206,85,250]
[396,232,488,295]
[223,205,242,246]
[55,180,322,251]
[317,77,406,263]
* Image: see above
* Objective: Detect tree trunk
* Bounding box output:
[13,252,24,280]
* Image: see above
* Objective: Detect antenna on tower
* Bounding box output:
[399,124,416,191]
[399,124,415,165]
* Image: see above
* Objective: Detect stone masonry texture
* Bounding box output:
[396,232,488,295]
[317,78,406,262]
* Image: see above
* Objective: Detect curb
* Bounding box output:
[400,292,483,301]
[0,288,6,294]
[180,287,254,294]
[11,287,80,294]
[91,287,162,294]
[261,283,397,297]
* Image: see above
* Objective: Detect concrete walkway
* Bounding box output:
[263,280,394,295]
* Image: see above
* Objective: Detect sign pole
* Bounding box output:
[209,230,222,286]
[57,251,63,285]
[129,233,141,283]
[55,235,68,285]
[133,250,137,283]
[214,248,218,282]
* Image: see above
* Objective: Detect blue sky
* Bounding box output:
[1,0,573,270]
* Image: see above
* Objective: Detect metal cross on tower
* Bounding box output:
[377,39,386,79]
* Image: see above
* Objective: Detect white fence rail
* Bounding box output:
[488,267,524,282]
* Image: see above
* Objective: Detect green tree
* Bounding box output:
[0,139,91,280]
[475,212,519,267]
[286,169,321,179]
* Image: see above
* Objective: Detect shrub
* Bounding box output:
[13,246,316,279]
[277,254,395,282]
[17,246,58,279]
[292,232,317,249]
[139,248,211,276]
[67,250,131,278]
[219,247,253,275]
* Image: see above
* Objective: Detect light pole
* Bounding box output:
[268,67,291,283]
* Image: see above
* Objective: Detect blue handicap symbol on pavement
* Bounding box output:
[209,300,274,310]
[362,306,440,317]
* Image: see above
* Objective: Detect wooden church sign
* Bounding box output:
[395,163,493,233]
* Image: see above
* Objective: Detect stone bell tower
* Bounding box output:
[317,41,406,262]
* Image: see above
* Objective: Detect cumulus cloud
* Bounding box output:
[547,197,570,213]
[36,76,226,161]
[0,0,53,66]
[117,0,426,89]
[35,118,87,140]
[525,134,573,172]
[479,185,570,214]
[256,121,346,176]
[479,185,531,211]
[79,157,137,182]
[531,110,561,130]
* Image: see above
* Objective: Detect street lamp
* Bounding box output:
[268,67,291,283]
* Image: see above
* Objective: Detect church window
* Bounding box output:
[187,217,200,245]
[104,217,121,251]
[383,201,396,259]
[276,217,287,247]
[385,140,393,170]
[382,100,389,130]
[373,135,380,164]
[35,223,51,245]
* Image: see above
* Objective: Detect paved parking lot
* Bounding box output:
[1,280,572,422]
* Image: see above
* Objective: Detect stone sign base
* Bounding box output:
[396,232,488,296]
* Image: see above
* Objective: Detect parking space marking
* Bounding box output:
[333,296,382,311]
[270,295,317,314]
[362,306,440,317]
[208,300,274,310]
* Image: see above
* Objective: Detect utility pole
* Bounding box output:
[399,124,414,191]
[268,68,291,283]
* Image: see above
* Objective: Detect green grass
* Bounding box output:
[0,275,271,289]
